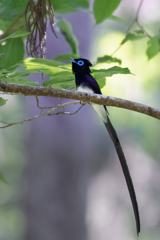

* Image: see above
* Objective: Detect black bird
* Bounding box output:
[70,57,140,235]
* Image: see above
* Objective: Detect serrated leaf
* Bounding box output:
[43,71,74,89]
[20,58,75,89]
[51,0,89,14]
[97,55,122,65]
[55,53,79,62]
[21,58,72,76]
[57,19,79,55]
[92,66,133,88]
[0,76,38,86]
[146,37,160,60]
[122,30,145,44]
[0,97,7,107]
[0,38,24,68]
[0,69,38,86]
[17,58,132,90]
[0,30,30,43]
[93,0,121,24]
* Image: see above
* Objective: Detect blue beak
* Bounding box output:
[70,57,77,64]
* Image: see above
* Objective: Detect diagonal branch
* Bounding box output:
[0,82,160,120]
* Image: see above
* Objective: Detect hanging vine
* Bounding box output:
[25,0,57,58]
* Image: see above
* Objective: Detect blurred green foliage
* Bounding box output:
[0,97,7,107]
[93,0,121,24]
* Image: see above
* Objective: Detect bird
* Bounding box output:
[70,57,140,235]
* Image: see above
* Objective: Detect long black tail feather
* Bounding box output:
[104,116,140,235]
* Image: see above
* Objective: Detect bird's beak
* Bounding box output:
[70,57,77,64]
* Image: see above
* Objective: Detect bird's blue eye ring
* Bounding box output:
[77,60,84,66]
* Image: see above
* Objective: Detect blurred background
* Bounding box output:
[0,0,160,239]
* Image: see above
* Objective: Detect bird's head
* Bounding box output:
[70,58,92,75]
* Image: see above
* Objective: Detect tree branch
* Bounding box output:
[0,82,160,120]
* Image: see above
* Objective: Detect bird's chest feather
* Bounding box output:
[77,85,108,123]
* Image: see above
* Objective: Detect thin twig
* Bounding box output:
[136,21,151,38]
[35,96,54,109]
[111,0,151,56]
[0,101,84,129]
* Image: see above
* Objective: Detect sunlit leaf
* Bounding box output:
[0,97,7,107]
[21,58,72,75]
[93,0,121,24]
[17,58,132,89]
[146,37,160,60]
[97,55,122,65]
[57,19,79,55]
[92,66,133,88]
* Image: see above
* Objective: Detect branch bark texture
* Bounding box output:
[0,82,160,120]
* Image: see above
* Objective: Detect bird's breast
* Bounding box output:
[77,86,108,123]
[77,86,94,94]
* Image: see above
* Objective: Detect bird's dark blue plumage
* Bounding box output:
[70,57,140,235]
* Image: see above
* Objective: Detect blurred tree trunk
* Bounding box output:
[24,12,92,240]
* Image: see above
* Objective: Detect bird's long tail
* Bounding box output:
[104,116,140,235]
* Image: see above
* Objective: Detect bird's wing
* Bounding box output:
[85,74,102,94]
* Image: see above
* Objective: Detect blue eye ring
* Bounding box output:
[77,60,84,66]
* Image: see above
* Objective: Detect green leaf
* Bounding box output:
[21,58,71,75]
[52,0,89,14]
[0,69,38,86]
[57,19,79,55]
[92,66,133,88]
[0,76,38,86]
[146,37,160,60]
[93,0,121,24]
[17,58,132,90]
[108,14,124,22]
[55,53,80,62]
[0,30,30,43]
[0,38,24,68]
[21,58,75,89]
[97,55,122,65]
[0,0,28,18]
[0,19,13,32]
[0,97,7,107]
[0,171,8,184]
[121,30,145,44]
[43,71,75,89]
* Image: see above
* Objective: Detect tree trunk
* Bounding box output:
[24,12,92,240]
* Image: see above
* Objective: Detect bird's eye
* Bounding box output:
[77,60,84,66]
